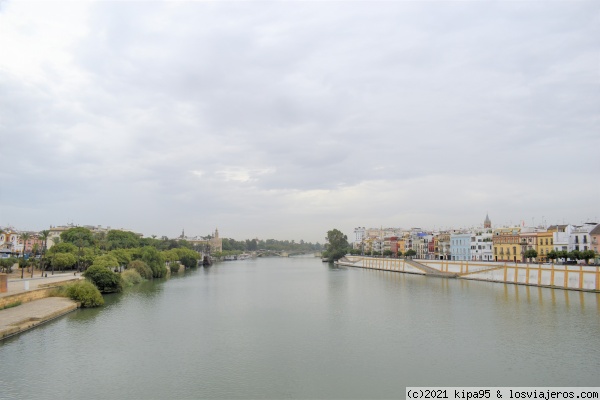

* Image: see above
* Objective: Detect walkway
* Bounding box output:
[1,273,82,340]
[405,259,458,278]
[1,273,82,298]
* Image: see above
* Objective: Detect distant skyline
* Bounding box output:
[1,1,598,243]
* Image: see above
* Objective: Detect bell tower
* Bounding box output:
[484,213,491,229]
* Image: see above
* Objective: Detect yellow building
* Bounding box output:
[536,230,554,262]
[492,227,521,262]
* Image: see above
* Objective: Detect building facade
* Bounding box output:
[492,227,521,262]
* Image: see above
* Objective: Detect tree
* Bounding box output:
[48,242,78,255]
[127,260,153,280]
[524,249,538,261]
[19,232,31,279]
[0,257,17,274]
[547,250,558,262]
[405,249,417,258]
[84,265,123,293]
[324,229,349,262]
[110,249,132,271]
[568,250,581,262]
[107,230,140,250]
[39,230,50,276]
[383,250,393,257]
[557,250,569,263]
[51,253,77,272]
[30,243,40,278]
[60,227,95,247]
[91,254,120,270]
[580,250,595,264]
[140,246,166,278]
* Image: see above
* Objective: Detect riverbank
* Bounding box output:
[0,273,82,340]
[336,256,600,292]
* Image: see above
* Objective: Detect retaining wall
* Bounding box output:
[338,257,600,292]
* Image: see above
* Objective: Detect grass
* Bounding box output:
[0,300,22,310]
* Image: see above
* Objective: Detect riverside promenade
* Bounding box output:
[336,256,600,292]
[0,273,82,340]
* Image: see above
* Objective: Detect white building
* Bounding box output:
[353,227,366,250]
[570,223,597,252]
[471,229,493,261]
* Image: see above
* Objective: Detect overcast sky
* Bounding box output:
[1,1,598,243]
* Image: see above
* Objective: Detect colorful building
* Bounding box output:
[492,227,521,262]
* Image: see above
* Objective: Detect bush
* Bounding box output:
[169,262,181,274]
[84,265,123,293]
[62,281,104,308]
[128,260,153,280]
[122,269,144,287]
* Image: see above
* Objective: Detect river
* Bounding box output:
[1,256,598,399]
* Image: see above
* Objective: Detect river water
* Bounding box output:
[1,256,599,399]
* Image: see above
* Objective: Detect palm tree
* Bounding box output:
[39,230,50,277]
[19,232,31,279]
[31,243,39,278]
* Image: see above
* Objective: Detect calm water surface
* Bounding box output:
[1,256,599,399]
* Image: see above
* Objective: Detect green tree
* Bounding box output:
[109,249,132,271]
[48,242,77,255]
[127,260,153,280]
[547,250,558,262]
[0,257,17,273]
[91,254,120,270]
[39,230,50,276]
[140,246,167,278]
[60,227,95,247]
[383,250,393,257]
[30,243,40,278]
[524,249,538,261]
[324,229,349,262]
[84,265,123,293]
[51,253,77,272]
[557,250,569,263]
[107,230,140,250]
[580,250,595,264]
[19,232,31,279]
[568,250,581,262]
[405,249,417,258]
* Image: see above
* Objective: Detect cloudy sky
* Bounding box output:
[0,1,598,243]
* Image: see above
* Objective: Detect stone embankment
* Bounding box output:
[336,256,600,292]
[0,273,82,340]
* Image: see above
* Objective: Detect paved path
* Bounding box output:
[0,297,78,340]
[1,273,83,298]
[405,259,459,278]
[0,273,83,340]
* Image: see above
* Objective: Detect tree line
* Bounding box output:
[220,237,323,254]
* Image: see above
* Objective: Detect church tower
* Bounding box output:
[484,213,491,229]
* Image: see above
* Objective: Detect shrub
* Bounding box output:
[84,265,123,293]
[122,269,144,286]
[169,262,181,274]
[128,260,153,280]
[62,281,104,308]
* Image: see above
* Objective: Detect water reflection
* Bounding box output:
[0,258,598,400]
